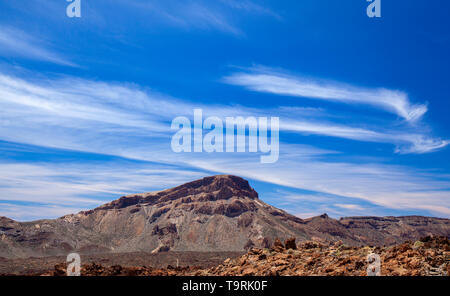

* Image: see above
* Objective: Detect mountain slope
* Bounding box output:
[0,175,449,259]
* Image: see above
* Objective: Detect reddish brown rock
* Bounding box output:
[273,238,284,249]
[285,238,297,250]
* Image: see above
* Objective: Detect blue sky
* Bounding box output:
[0,0,449,221]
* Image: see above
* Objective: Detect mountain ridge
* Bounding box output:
[0,175,449,259]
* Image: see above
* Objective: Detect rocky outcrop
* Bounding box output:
[285,238,297,250]
[185,236,450,276]
[95,175,258,211]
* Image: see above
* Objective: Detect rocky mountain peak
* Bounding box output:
[94,175,258,211]
[1,175,448,260]
[170,175,258,198]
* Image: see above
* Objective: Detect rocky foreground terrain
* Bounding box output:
[18,235,449,276]
[0,251,242,275]
[1,175,450,260]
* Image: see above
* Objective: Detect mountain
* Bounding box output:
[1,175,449,259]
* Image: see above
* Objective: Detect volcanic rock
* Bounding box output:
[285,238,297,250]
[0,175,449,259]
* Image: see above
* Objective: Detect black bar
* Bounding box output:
[1,276,448,295]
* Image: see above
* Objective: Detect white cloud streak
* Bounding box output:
[281,120,448,154]
[118,0,245,36]
[0,203,86,222]
[0,72,449,219]
[0,26,76,67]
[334,204,365,211]
[0,73,446,154]
[184,149,450,217]
[220,0,281,19]
[123,0,279,35]
[223,67,428,122]
[3,0,280,38]
[0,162,205,221]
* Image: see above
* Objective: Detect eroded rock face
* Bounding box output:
[0,175,449,259]
[96,175,258,211]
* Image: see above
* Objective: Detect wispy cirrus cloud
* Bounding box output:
[0,73,446,155]
[0,71,449,219]
[0,26,76,67]
[2,0,279,38]
[185,149,450,217]
[223,66,428,122]
[125,0,243,36]
[220,0,281,19]
[119,0,280,36]
[281,120,448,154]
[0,161,205,221]
[116,0,279,36]
[334,204,365,211]
[0,202,87,222]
